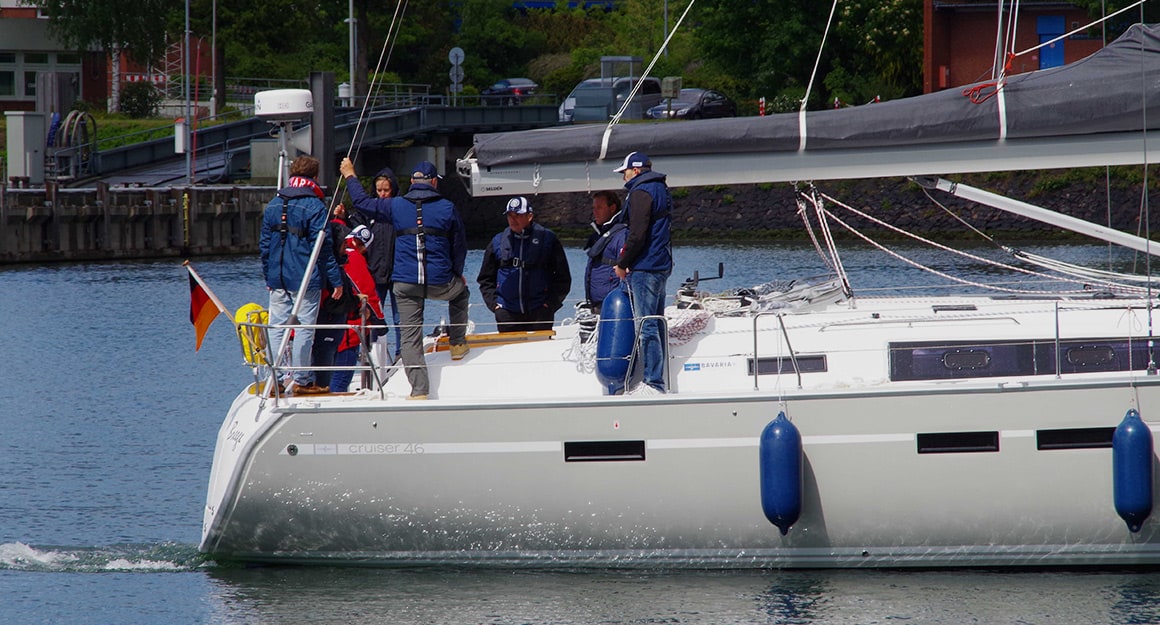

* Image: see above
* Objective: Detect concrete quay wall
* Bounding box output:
[0,184,272,264]
[0,173,1150,264]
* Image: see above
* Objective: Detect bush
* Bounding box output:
[120,82,162,118]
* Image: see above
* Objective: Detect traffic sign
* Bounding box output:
[448,47,464,65]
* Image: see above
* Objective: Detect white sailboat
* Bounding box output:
[200,23,1160,567]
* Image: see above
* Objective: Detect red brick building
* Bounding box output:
[924,0,1106,93]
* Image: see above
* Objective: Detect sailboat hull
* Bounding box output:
[200,296,1160,568]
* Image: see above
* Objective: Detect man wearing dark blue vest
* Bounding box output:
[583,190,627,315]
[477,196,572,332]
[612,152,673,393]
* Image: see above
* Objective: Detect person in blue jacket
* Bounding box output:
[583,190,627,315]
[259,155,344,395]
[612,151,673,393]
[339,157,469,400]
[477,196,572,332]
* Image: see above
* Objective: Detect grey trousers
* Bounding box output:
[393,280,470,396]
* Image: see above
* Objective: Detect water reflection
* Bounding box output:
[194,567,1160,625]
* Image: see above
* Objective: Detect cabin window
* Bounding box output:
[889,338,1153,381]
[748,355,827,376]
[917,431,999,454]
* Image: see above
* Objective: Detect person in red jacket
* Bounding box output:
[330,225,384,392]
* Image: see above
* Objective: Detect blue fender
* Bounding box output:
[595,287,635,394]
[760,411,803,535]
[1113,408,1154,533]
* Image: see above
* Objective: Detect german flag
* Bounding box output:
[187,263,228,351]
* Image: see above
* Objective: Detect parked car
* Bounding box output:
[481,78,538,105]
[647,88,737,120]
[559,76,664,122]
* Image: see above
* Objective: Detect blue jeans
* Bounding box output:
[377,284,403,359]
[627,269,670,391]
[329,345,359,392]
[267,288,321,386]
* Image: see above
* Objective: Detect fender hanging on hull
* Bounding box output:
[595,287,635,395]
[760,411,803,535]
[1113,408,1154,533]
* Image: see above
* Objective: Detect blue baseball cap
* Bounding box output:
[503,196,532,215]
[411,161,441,180]
[613,151,651,173]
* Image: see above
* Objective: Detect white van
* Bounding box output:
[558,77,664,122]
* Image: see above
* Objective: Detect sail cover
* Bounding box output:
[471,24,1160,169]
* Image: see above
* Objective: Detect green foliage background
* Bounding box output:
[23,0,1148,113]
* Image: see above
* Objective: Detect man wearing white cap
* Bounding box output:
[612,151,673,392]
[477,196,572,332]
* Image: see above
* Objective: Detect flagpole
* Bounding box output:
[184,260,232,321]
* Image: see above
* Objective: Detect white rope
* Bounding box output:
[794,190,837,273]
[802,188,853,298]
[818,192,1150,296]
[598,0,697,161]
[798,0,841,151]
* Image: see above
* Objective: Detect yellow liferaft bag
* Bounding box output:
[235,302,269,366]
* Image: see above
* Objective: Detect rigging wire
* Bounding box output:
[598,0,696,162]
[804,186,854,300]
[345,0,409,175]
[1136,3,1156,374]
[795,0,841,151]
[917,187,1160,287]
[1014,0,1148,58]
[815,191,1151,297]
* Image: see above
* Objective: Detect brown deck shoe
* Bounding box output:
[291,382,330,395]
[449,343,470,360]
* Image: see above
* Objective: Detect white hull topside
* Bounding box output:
[200,294,1160,567]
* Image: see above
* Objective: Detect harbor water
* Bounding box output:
[3,241,1160,624]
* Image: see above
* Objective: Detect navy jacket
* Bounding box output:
[478,222,571,314]
[346,176,466,285]
[584,217,628,305]
[259,184,342,291]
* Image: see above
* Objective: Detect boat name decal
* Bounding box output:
[226,427,245,450]
[683,361,735,371]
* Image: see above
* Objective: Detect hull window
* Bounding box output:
[917,431,1000,454]
[748,355,827,376]
[564,440,646,462]
[1036,427,1115,450]
[890,338,1152,381]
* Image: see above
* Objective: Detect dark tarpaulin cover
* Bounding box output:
[472,23,1160,168]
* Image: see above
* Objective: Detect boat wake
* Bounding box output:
[0,541,210,573]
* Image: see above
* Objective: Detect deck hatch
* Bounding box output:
[917,431,999,454]
[1036,427,1115,450]
[564,440,646,462]
[747,355,827,375]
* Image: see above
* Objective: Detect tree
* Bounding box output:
[30,0,175,64]
[829,0,923,103]
[29,0,177,112]
[695,0,837,107]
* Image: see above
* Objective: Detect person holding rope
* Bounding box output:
[339,157,470,400]
[259,155,344,395]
